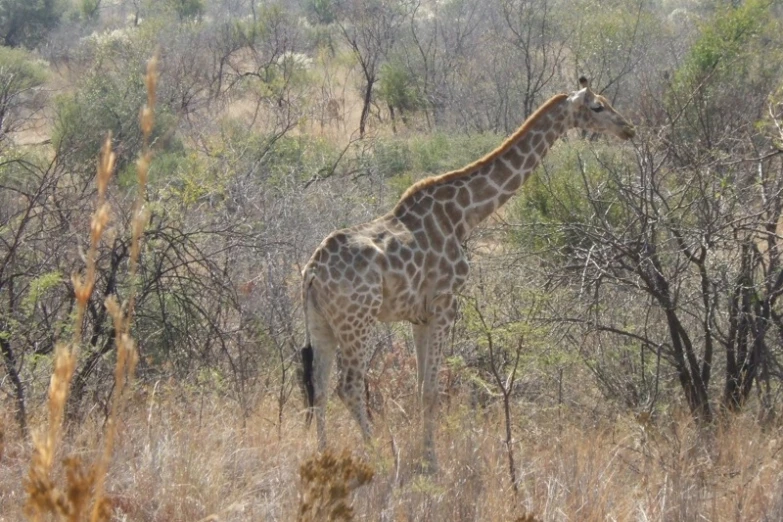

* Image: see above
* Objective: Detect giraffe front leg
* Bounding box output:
[412,323,430,407]
[418,294,458,472]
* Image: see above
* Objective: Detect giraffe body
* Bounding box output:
[300,79,635,467]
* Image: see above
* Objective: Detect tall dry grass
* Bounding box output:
[4,385,783,521]
[20,55,156,522]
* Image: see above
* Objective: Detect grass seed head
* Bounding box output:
[145,55,158,113]
[136,153,149,187]
[63,457,96,521]
[90,203,110,246]
[71,273,93,307]
[97,133,115,198]
[140,107,154,139]
[48,343,76,432]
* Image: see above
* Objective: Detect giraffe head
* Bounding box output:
[567,76,635,140]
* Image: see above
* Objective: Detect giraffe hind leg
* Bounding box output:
[313,340,336,450]
[335,324,375,444]
[306,304,338,451]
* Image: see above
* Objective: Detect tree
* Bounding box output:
[0,0,63,48]
[507,0,783,422]
[495,0,569,122]
[335,0,406,137]
[376,59,423,132]
[407,0,484,130]
[0,47,47,148]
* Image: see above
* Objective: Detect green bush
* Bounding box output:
[373,139,412,177]
[52,66,177,175]
[169,0,204,20]
[79,0,100,20]
[159,120,341,209]
[0,0,64,48]
[304,0,337,25]
[673,0,771,89]
[377,60,424,114]
[508,142,632,257]
[0,47,48,143]
[667,0,781,148]
[372,132,501,176]
[254,134,338,186]
[363,132,503,199]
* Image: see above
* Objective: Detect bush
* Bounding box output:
[377,60,424,114]
[0,47,48,143]
[508,142,632,258]
[53,65,177,175]
[0,0,64,48]
[169,0,204,21]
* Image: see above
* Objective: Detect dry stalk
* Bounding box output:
[25,130,115,522]
[24,54,157,522]
[124,54,157,332]
[88,54,156,522]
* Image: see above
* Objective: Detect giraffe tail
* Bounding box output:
[300,267,316,428]
[300,342,315,428]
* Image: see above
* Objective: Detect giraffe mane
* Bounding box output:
[395,93,569,206]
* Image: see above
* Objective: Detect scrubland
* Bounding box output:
[3,1,783,520]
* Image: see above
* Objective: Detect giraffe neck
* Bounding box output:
[393,95,570,241]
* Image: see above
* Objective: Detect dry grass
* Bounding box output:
[19,56,155,522]
[4,388,783,521]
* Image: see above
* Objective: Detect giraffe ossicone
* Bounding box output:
[300,79,635,468]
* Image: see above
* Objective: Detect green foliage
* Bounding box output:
[52,54,177,174]
[673,0,771,89]
[233,2,291,46]
[375,132,500,174]
[159,121,340,209]
[263,135,336,183]
[0,0,64,48]
[365,132,502,198]
[119,149,188,191]
[0,45,47,87]
[666,0,782,151]
[373,139,412,177]
[568,0,661,90]
[509,142,631,256]
[304,0,337,25]
[377,60,424,113]
[0,46,47,140]
[168,0,204,21]
[159,150,224,207]
[22,271,62,316]
[79,0,100,21]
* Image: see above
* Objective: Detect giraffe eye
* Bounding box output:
[590,105,604,113]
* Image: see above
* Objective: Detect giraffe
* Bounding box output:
[300,77,635,468]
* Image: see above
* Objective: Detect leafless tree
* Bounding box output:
[335,0,406,137]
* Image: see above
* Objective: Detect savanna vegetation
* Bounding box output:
[2,0,783,520]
